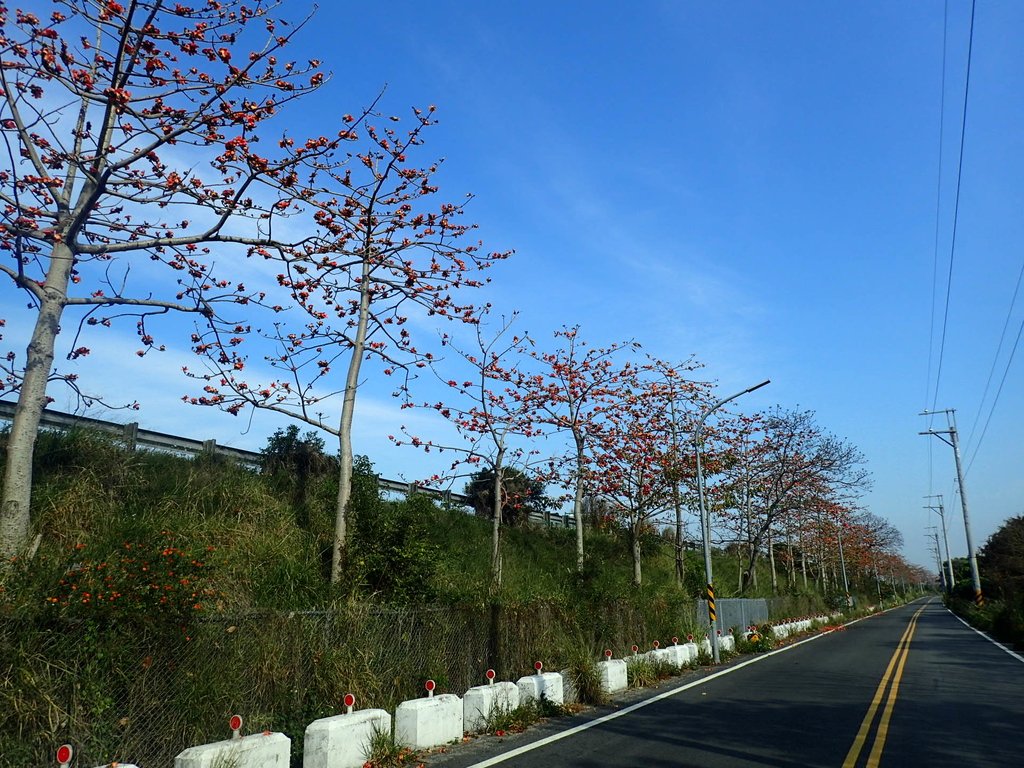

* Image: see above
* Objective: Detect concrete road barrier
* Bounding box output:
[175,732,290,768]
[517,672,564,707]
[395,693,462,750]
[599,659,628,693]
[303,709,391,768]
[463,681,519,734]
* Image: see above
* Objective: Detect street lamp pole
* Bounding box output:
[695,379,770,663]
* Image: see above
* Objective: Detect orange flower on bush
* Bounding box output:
[46,532,220,633]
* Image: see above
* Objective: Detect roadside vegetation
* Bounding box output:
[0,427,918,767]
[946,516,1024,650]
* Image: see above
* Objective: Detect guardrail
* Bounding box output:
[0,400,574,527]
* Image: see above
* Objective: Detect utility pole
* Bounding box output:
[920,409,983,605]
[926,527,944,592]
[696,378,770,663]
[924,494,956,593]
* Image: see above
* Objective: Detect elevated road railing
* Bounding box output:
[0,400,574,526]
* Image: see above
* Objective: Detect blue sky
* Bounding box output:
[7,0,1023,571]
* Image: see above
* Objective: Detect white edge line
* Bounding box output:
[946,607,1024,663]
[465,617,855,768]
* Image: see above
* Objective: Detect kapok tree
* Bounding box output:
[590,370,677,588]
[735,408,870,592]
[522,326,640,571]
[393,313,539,590]
[642,355,709,587]
[0,0,336,558]
[184,107,508,582]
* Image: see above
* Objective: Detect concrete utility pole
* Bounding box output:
[926,528,945,592]
[924,494,956,593]
[919,409,983,605]
[695,379,770,664]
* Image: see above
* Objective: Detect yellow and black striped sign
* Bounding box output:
[706,583,716,623]
[974,589,985,607]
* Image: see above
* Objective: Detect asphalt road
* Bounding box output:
[428,599,1024,768]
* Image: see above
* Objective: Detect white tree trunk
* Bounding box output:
[799,525,809,589]
[572,435,585,571]
[331,258,372,583]
[491,454,504,589]
[631,523,643,587]
[1,243,73,558]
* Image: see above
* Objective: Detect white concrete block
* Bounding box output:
[666,645,689,667]
[599,659,628,693]
[303,709,391,768]
[682,642,698,663]
[699,636,712,655]
[463,682,519,734]
[719,635,735,653]
[394,694,462,750]
[646,648,675,666]
[175,732,290,768]
[516,672,564,707]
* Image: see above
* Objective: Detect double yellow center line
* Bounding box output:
[842,604,928,768]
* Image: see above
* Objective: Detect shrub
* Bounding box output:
[43,532,220,633]
[561,647,607,705]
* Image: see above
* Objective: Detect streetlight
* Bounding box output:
[695,378,770,663]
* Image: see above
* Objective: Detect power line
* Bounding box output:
[965,312,1024,476]
[925,1,951,495]
[929,0,976,414]
[963,255,1024,456]
[925,0,949,418]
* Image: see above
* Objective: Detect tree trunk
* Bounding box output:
[737,543,744,592]
[800,525,808,589]
[768,527,778,594]
[491,452,505,589]
[631,523,642,587]
[331,256,373,583]
[786,533,795,587]
[667,395,684,588]
[673,485,684,589]
[573,434,586,571]
[1,243,73,559]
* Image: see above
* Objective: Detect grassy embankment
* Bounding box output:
[1,428,836,767]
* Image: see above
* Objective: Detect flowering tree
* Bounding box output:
[393,314,539,590]
[523,327,639,571]
[0,0,337,558]
[590,369,678,588]
[643,355,708,586]
[183,106,508,582]
[733,409,870,592]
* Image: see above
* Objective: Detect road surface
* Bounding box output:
[430,599,1024,767]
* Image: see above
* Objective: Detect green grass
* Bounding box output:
[0,427,847,767]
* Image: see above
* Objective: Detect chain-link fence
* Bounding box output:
[696,598,769,634]
[2,597,699,768]
[696,595,829,635]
